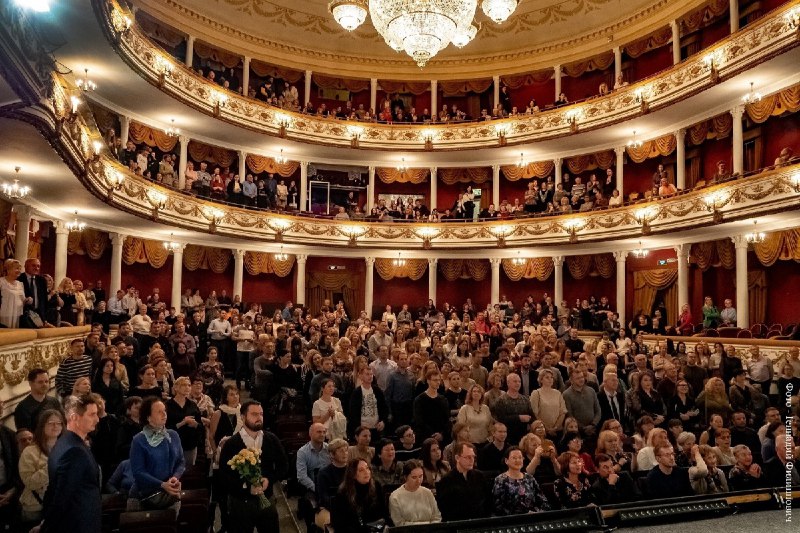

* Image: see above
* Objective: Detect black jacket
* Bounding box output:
[18,272,48,324]
[597,388,627,429]
[219,430,288,499]
[347,385,389,438]
[436,469,490,521]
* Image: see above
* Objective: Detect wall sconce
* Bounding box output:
[210,91,228,117]
[704,191,727,223]
[203,206,225,231]
[489,224,514,247]
[340,224,367,246]
[703,52,721,83]
[347,125,364,148]
[104,169,124,197]
[275,112,292,138]
[494,124,509,146]
[563,218,586,243]
[634,86,650,113]
[92,140,103,159]
[414,226,441,249]
[422,129,435,151]
[785,7,800,30]
[147,189,168,218]
[790,172,800,192]
[633,206,657,235]
[154,55,173,87]
[267,217,292,242]
[111,7,133,39]
[69,95,80,118]
[565,108,582,133]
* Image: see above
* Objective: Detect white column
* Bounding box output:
[615,147,625,197]
[675,244,690,320]
[613,47,622,82]
[242,56,251,97]
[730,0,740,33]
[553,256,564,309]
[54,221,69,286]
[110,233,125,294]
[370,78,378,113]
[554,65,562,101]
[296,254,307,306]
[119,115,130,145]
[431,80,438,120]
[670,20,681,65]
[614,251,627,326]
[171,244,185,312]
[367,166,376,212]
[490,258,501,306]
[675,129,686,190]
[185,35,194,68]
[493,75,501,109]
[731,105,745,176]
[177,135,189,190]
[732,235,749,328]
[428,258,437,305]
[364,257,375,318]
[300,160,309,211]
[492,164,501,207]
[430,167,438,211]
[304,70,313,106]
[233,249,244,302]
[13,205,32,261]
[238,150,247,181]
[554,158,563,186]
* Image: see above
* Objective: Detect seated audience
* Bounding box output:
[389,459,442,526]
[493,446,551,515]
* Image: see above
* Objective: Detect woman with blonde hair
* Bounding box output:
[72,279,88,326]
[484,370,504,412]
[0,259,25,328]
[635,427,669,471]
[596,429,636,473]
[530,368,567,437]
[56,277,77,326]
[456,384,492,444]
[696,377,732,424]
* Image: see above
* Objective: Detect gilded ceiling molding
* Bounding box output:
[101,0,800,151]
[131,0,706,79]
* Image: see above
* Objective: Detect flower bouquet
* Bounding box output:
[228,447,270,509]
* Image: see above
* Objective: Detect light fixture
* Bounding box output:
[627,130,643,149]
[275,112,292,138]
[742,82,763,104]
[65,211,86,232]
[563,218,586,243]
[203,206,225,228]
[414,226,440,249]
[422,129,435,150]
[92,140,103,158]
[517,152,527,169]
[76,69,97,92]
[275,149,287,165]
[341,224,367,246]
[634,86,650,112]
[631,241,649,259]
[1,167,31,200]
[704,191,727,223]
[163,234,181,252]
[147,189,168,210]
[267,217,292,242]
[397,158,408,172]
[787,7,800,29]
[482,0,518,23]
[274,246,289,261]
[210,91,228,117]
[511,251,526,266]
[703,52,721,83]
[392,252,406,267]
[348,125,364,148]
[330,1,517,67]
[14,0,50,12]
[154,55,173,86]
[791,172,800,192]
[744,220,766,244]
[70,96,81,115]
[633,206,656,235]
[490,224,514,247]
[105,169,124,194]
[165,119,180,138]
[495,124,509,146]
[565,108,582,133]
[328,0,368,31]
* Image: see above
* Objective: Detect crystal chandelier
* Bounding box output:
[397,158,408,172]
[742,82,762,104]
[744,220,765,244]
[627,130,643,149]
[393,252,406,267]
[275,149,287,165]
[163,234,181,252]
[2,167,31,200]
[511,251,526,265]
[274,246,289,261]
[66,211,86,232]
[329,1,518,67]
[165,119,179,138]
[76,68,97,92]
[631,241,649,259]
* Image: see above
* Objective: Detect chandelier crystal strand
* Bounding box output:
[369,0,479,67]
[328,0,368,31]
[481,0,518,24]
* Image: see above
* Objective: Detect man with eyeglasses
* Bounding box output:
[646,443,707,499]
[435,442,490,521]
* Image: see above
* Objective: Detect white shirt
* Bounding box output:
[239,428,263,450]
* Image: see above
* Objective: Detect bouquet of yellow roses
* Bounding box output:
[228,447,270,509]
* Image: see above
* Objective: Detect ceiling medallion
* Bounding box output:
[329,1,517,67]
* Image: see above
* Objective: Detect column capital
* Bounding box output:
[430,166,438,174]
[428,257,438,267]
[674,243,690,257]
[552,255,564,267]
[178,134,189,146]
[554,64,561,74]
[368,165,375,174]
[675,128,686,141]
[430,79,437,87]
[54,220,70,235]
[13,204,32,219]
[492,164,501,173]
[370,77,378,85]
[493,74,500,83]
[296,254,308,264]
[172,243,187,254]
[305,69,313,77]
[233,249,246,260]
[613,250,628,262]
[731,234,750,249]
[490,258,502,268]
[300,160,309,169]
[238,149,246,158]
[670,19,679,30]
[111,232,127,245]
[614,146,626,156]
[613,45,621,54]
[553,157,562,166]
[730,104,746,120]
[365,256,375,267]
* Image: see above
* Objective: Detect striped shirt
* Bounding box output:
[55,355,93,396]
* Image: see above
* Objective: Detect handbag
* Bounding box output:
[329,410,348,441]
[20,309,44,328]
[139,489,179,510]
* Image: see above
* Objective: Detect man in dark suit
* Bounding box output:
[18,258,48,327]
[219,400,288,533]
[40,394,101,533]
[515,352,539,397]
[597,373,627,430]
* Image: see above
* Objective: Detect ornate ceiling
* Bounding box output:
[131,0,707,79]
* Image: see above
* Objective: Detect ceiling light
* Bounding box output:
[275,149,287,164]
[328,0,368,31]
[165,119,180,138]
[397,158,408,172]
[481,0,518,24]
[742,82,762,104]
[511,251,526,265]
[452,23,479,48]
[627,130,643,149]
[163,234,181,252]
[744,220,766,244]
[65,211,86,232]
[1,167,31,200]
[517,152,527,168]
[631,241,649,259]
[274,246,289,261]
[392,252,406,267]
[14,0,50,12]
[76,68,97,92]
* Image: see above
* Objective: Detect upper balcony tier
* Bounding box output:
[92,0,800,152]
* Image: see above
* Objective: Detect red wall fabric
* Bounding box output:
[499,273,552,305]
[765,260,800,325]
[562,69,613,102]
[624,158,661,196]
[509,79,555,110]
[565,273,617,311]
[760,112,800,166]
[627,46,673,83]
[700,18,730,49]
[437,272,491,310]
[436,181,466,212]
[499,178,530,208]
[699,137,732,183]
[373,275,427,312]
[374,178,429,209]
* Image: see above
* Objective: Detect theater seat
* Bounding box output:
[704,329,719,337]
[118,509,177,533]
[736,329,752,338]
[717,327,741,338]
